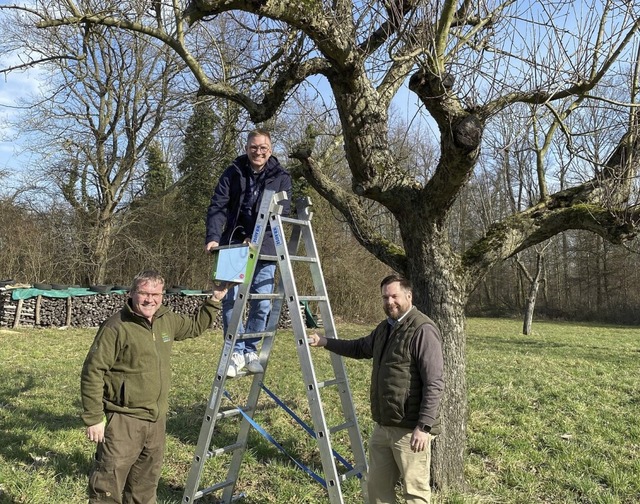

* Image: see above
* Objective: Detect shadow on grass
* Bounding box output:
[0,371,86,464]
[167,398,280,446]
[0,491,20,504]
[166,399,332,500]
[0,368,329,504]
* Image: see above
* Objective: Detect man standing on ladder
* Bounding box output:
[205,128,292,377]
[308,274,445,504]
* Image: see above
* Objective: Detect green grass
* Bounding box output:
[1,318,639,503]
[465,319,640,504]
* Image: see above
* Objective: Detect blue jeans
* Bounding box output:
[222,260,276,354]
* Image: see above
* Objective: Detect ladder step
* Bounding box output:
[297,295,327,303]
[257,253,317,263]
[208,441,244,458]
[220,366,264,378]
[216,405,252,421]
[329,420,356,434]
[338,466,366,482]
[193,479,235,500]
[234,330,274,340]
[279,216,312,226]
[316,377,345,389]
[245,293,282,301]
[288,255,318,263]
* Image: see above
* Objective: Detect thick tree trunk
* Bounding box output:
[407,237,468,492]
[429,294,467,492]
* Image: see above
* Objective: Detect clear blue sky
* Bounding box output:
[0,67,42,183]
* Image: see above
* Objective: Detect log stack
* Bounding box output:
[0,289,296,329]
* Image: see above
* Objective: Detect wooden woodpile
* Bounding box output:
[0,289,298,329]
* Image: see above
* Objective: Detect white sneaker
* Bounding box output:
[227,352,245,378]
[244,351,264,373]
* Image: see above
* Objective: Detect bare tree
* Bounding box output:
[515,244,548,335]
[0,2,185,283]
[7,0,640,492]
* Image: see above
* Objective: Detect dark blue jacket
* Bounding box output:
[205,154,292,256]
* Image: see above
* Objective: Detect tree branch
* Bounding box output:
[290,135,408,272]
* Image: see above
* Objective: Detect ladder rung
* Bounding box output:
[216,408,242,421]
[235,330,274,340]
[258,253,316,263]
[193,479,235,499]
[316,377,345,389]
[208,441,244,458]
[279,216,312,226]
[225,368,260,378]
[245,293,282,300]
[288,255,317,263]
[298,295,327,303]
[338,466,366,482]
[329,420,355,434]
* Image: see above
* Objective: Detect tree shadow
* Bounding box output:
[0,370,326,503]
[166,399,329,502]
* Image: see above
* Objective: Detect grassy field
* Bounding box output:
[0,318,639,503]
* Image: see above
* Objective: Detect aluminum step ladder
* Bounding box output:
[182,190,369,504]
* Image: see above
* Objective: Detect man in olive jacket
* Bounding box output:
[81,270,228,503]
[308,274,444,504]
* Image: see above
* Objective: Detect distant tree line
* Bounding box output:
[2,171,640,326]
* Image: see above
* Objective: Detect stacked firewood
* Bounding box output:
[0,290,297,329]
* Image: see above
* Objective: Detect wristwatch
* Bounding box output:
[419,424,431,433]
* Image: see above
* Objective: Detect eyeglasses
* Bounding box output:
[136,291,164,299]
[248,145,271,153]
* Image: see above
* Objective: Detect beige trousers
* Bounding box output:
[367,423,433,504]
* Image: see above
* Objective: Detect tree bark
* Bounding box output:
[406,229,469,491]
[424,279,468,491]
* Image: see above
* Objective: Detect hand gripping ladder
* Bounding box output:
[182,190,369,503]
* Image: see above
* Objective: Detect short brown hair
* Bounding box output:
[380,274,412,293]
[247,128,271,145]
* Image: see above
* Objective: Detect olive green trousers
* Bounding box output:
[88,413,166,504]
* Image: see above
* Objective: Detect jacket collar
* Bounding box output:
[387,305,415,327]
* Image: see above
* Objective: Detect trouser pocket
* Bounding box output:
[88,451,121,503]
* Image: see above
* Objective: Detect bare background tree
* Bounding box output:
[2,0,640,494]
[0,3,187,284]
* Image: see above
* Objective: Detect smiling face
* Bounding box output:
[381,280,413,320]
[245,133,272,172]
[129,279,164,322]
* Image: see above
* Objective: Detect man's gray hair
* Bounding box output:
[131,270,165,293]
